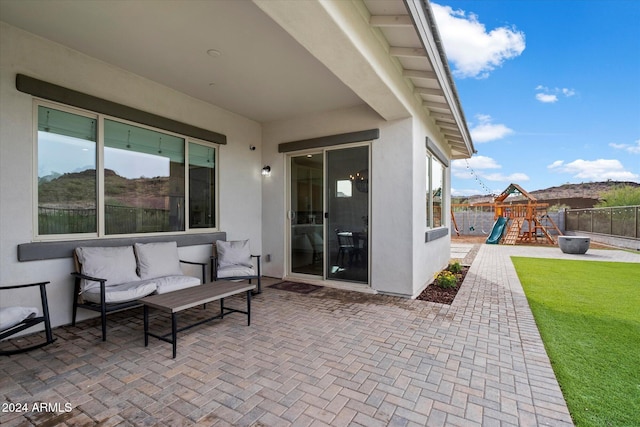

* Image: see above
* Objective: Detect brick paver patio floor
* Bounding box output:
[3,244,636,426]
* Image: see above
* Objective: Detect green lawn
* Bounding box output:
[511,257,640,427]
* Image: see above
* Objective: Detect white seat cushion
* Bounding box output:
[76,246,139,292]
[82,280,156,304]
[134,242,183,280]
[0,306,39,332]
[217,265,256,279]
[154,275,201,294]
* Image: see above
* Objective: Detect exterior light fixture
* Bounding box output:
[261,166,271,177]
[349,169,368,193]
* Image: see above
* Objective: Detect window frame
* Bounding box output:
[187,139,219,230]
[426,149,446,230]
[33,99,219,241]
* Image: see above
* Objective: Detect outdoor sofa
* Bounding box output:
[72,241,206,341]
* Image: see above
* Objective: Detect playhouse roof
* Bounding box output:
[495,183,537,203]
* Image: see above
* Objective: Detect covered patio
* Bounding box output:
[5,242,623,426]
[1,0,474,324]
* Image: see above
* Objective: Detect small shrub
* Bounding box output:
[448,261,462,274]
[435,270,457,288]
[596,185,640,207]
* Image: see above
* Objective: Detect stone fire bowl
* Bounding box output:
[558,236,591,254]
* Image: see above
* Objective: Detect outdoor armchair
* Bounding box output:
[211,240,262,294]
[0,281,55,356]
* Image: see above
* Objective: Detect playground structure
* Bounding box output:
[452,183,563,245]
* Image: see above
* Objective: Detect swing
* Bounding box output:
[480,208,489,234]
[468,206,489,233]
[478,206,489,234]
[469,207,478,231]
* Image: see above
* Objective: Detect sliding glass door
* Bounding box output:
[288,145,369,284]
[326,146,369,283]
[290,153,324,276]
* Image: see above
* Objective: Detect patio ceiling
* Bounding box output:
[0,0,363,123]
[0,0,473,158]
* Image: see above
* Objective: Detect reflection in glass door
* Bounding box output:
[326,146,369,283]
[290,154,324,276]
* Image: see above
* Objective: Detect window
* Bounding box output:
[336,180,352,198]
[36,103,217,238]
[103,120,186,234]
[37,106,97,235]
[188,142,216,228]
[426,153,445,228]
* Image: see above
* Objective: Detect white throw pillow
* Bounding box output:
[134,242,183,280]
[76,246,139,291]
[216,240,253,269]
[0,306,39,332]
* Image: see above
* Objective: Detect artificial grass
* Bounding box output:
[511,257,640,427]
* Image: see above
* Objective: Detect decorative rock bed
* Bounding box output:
[558,236,591,254]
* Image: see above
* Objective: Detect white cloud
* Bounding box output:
[452,156,500,178]
[469,114,514,143]
[535,93,558,103]
[535,86,576,103]
[451,187,483,197]
[483,172,530,182]
[431,3,525,79]
[548,160,564,168]
[452,156,529,184]
[609,140,640,154]
[548,159,639,181]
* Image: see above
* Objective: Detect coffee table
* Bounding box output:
[140,281,255,358]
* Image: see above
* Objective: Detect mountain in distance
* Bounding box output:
[39,164,96,183]
[457,181,640,208]
[38,168,169,209]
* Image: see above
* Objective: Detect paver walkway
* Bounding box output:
[2,245,636,426]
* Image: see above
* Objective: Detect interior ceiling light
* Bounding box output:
[206,49,221,58]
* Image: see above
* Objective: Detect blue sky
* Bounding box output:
[431,0,640,196]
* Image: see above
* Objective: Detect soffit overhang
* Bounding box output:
[368,0,475,159]
[256,0,475,159]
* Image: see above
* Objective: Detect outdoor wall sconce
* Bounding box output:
[261,166,271,177]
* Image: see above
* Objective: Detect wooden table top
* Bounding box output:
[140,281,255,313]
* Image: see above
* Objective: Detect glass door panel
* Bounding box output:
[290,154,324,276]
[326,146,369,283]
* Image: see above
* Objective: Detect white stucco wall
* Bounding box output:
[0,23,262,329]
[256,0,456,298]
[411,119,452,298]
[260,105,385,280]
[261,103,450,297]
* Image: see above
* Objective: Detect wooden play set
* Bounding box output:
[452,183,562,245]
